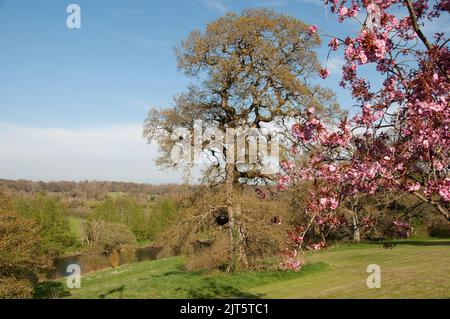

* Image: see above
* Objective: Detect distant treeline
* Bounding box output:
[0,179,196,199]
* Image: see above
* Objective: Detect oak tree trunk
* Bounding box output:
[225,162,248,272]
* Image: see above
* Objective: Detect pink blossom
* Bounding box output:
[329,197,339,210]
[329,38,340,51]
[434,161,444,171]
[358,50,368,64]
[319,197,328,206]
[338,6,349,21]
[319,68,331,79]
[281,160,295,171]
[406,182,421,192]
[439,187,450,202]
[280,258,302,271]
[308,25,318,35]
[373,38,387,59]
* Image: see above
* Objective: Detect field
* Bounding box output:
[55,241,450,299]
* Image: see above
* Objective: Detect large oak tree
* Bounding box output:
[144,9,340,270]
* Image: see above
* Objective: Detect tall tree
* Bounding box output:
[144,9,340,270]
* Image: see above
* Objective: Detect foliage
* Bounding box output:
[146,198,179,240]
[429,219,450,238]
[82,220,137,252]
[144,8,342,271]
[0,179,196,219]
[144,9,340,184]
[184,235,231,272]
[91,196,147,240]
[0,193,49,299]
[91,196,179,242]
[158,187,293,270]
[13,194,76,256]
[0,179,185,200]
[278,0,449,268]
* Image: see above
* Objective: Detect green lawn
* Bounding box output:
[250,243,450,298]
[49,241,450,299]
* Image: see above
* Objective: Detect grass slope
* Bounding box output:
[58,242,450,299]
[250,243,450,298]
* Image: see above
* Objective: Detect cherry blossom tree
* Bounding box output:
[279,0,449,269]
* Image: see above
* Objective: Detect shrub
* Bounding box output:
[158,187,292,270]
[146,198,178,240]
[83,220,137,252]
[0,193,49,299]
[0,277,34,299]
[91,196,144,235]
[83,220,138,268]
[429,220,450,238]
[184,236,230,272]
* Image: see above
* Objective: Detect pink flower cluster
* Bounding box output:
[308,241,326,251]
[425,178,450,202]
[277,175,292,191]
[393,220,413,238]
[281,160,295,171]
[336,2,359,22]
[256,188,270,200]
[329,38,340,51]
[343,30,388,65]
[319,196,339,210]
[280,248,303,271]
[308,25,318,35]
[319,68,331,79]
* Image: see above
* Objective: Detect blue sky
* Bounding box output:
[0,0,355,128]
[0,0,445,183]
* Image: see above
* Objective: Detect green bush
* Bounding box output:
[82,220,137,268]
[83,220,137,251]
[429,220,450,238]
[147,198,178,240]
[0,193,50,299]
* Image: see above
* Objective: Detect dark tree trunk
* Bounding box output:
[225,162,248,272]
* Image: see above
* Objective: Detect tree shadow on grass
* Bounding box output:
[99,285,125,299]
[33,281,71,299]
[151,270,188,277]
[176,279,264,299]
[364,239,450,246]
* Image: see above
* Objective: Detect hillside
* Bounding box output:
[43,242,450,299]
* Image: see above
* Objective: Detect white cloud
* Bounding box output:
[111,32,168,49]
[297,0,324,7]
[325,55,345,74]
[0,123,185,183]
[422,15,450,36]
[254,0,287,7]
[205,0,227,13]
